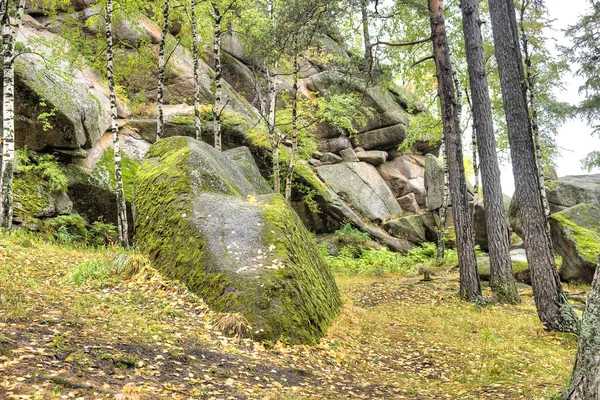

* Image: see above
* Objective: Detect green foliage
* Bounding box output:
[325,239,458,276]
[16,148,68,194]
[565,2,600,137]
[41,214,117,247]
[37,98,58,131]
[315,92,371,136]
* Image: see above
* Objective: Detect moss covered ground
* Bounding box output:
[0,230,586,399]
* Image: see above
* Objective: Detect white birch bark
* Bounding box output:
[191,0,202,141]
[285,54,299,202]
[0,0,26,229]
[106,0,129,247]
[156,0,170,141]
[212,3,223,151]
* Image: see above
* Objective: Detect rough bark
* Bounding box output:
[565,262,600,399]
[488,0,579,332]
[285,54,299,203]
[156,0,170,140]
[106,0,129,247]
[429,0,482,302]
[436,140,449,260]
[212,4,223,151]
[461,0,520,304]
[0,0,25,229]
[519,1,550,219]
[191,0,202,141]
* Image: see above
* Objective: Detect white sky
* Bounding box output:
[499,0,600,195]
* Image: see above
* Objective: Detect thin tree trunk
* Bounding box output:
[0,0,25,230]
[429,0,482,302]
[436,140,449,260]
[265,64,280,193]
[565,262,600,399]
[361,0,371,66]
[519,1,550,219]
[212,4,223,151]
[471,128,479,196]
[191,0,202,141]
[285,54,299,203]
[461,0,520,304]
[156,0,170,141]
[487,0,579,332]
[106,0,129,247]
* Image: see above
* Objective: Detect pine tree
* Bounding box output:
[429,0,482,302]
[487,0,579,332]
[461,0,519,304]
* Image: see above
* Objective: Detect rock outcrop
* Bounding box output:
[134,137,341,344]
[317,162,402,222]
[550,204,600,283]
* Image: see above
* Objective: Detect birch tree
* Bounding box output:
[487,0,579,333]
[0,0,26,230]
[210,0,237,151]
[105,0,129,246]
[156,0,171,140]
[191,0,202,141]
[429,0,481,302]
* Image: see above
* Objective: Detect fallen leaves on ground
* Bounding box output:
[0,234,582,399]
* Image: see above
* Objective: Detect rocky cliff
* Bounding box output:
[10,3,445,249]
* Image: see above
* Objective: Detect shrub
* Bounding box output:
[16,148,68,193]
[42,214,118,247]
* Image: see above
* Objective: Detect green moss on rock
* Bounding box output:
[90,148,139,202]
[135,137,341,344]
[551,210,600,264]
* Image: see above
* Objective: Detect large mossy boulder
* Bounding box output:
[546,174,600,212]
[550,204,600,283]
[134,137,341,344]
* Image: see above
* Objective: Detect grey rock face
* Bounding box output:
[356,150,388,166]
[339,148,359,162]
[378,155,426,208]
[424,153,444,211]
[320,152,343,164]
[317,162,402,222]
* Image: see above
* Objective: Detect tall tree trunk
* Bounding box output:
[429,0,482,302]
[191,0,202,141]
[212,4,223,151]
[565,262,600,399]
[156,0,170,141]
[285,54,299,203]
[461,0,520,304]
[436,140,449,260]
[518,1,550,219]
[487,0,579,332]
[361,0,371,66]
[266,65,279,193]
[106,0,129,247]
[0,0,25,230]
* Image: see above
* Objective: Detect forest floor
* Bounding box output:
[0,232,585,399]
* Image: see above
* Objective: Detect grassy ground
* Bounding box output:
[0,232,583,399]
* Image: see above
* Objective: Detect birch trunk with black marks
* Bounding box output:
[429,0,482,302]
[461,0,520,304]
[285,54,299,203]
[265,65,280,193]
[565,262,600,399]
[106,0,129,247]
[0,0,25,229]
[436,140,450,260]
[191,0,202,141]
[212,4,223,151]
[519,1,550,219]
[156,0,170,140]
[488,0,579,332]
